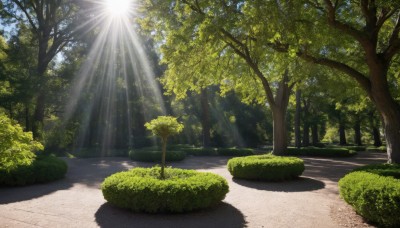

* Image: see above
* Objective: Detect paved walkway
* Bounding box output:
[0,152,386,228]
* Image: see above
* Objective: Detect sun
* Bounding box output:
[104,0,131,18]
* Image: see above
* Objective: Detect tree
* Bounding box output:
[141,0,301,154]
[2,0,85,138]
[258,0,400,163]
[145,116,184,179]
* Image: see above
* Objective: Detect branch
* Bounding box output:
[384,12,400,61]
[297,51,371,93]
[12,0,38,32]
[322,0,368,45]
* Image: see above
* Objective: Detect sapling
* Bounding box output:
[145,116,184,178]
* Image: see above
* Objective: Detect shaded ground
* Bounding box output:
[0,152,386,227]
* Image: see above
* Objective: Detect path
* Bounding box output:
[0,152,386,228]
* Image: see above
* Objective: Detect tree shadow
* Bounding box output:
[95,202,247,228]
[0,179,73,204]
[232,177,325,192]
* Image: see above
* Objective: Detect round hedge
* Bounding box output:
[128,150,186,162]
[101,167,229,213]
[227,154,305,181]
[0,155,68,186]
[339,164,400,227]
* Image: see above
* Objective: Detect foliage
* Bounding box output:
[340,146,366,152]
[145,116,184,178]
[101,167,229,213]
[366,146,387,153]
[0,112,43,171]
[128,149,186,162]
[216,148,254,156]
[145,116,184,139]
[0,155,68,186]
[352,164,400,179]
[227,154,305,181]
[286,147,356,157]
[339,165,400,227]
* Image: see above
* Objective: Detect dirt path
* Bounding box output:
[0,152,386,228]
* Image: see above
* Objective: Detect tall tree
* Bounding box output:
[259,0,400,163]
[2,0,84,138]
[141,0,300,154]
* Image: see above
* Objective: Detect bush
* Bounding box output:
[227,154,305,181]
[366,146,386,152]
[341,146,366,152]
[101,167,229,213]
[128,149,186,162]
[70,148,128,158]
[0,112,43,171]
[0,155,68,186]
[339,164,400,227]
[182,147,218,156]
[217,148,254,156]
[286,147,356,157]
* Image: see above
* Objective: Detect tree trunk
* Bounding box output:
[353,119,362,146]
[372,127,382,147]
[311,124,319,145]
[200,88,211,147]
[272,106,287,155]
[271,71,291,155]
[302,124,310,147]
[381,113,400,163]
[161,137,167,179]
[294,90,301,148]
[32,92,46,138]
[339,122,347,145]
[25,104,30,132]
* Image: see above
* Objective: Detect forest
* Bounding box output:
[0,0,399,163]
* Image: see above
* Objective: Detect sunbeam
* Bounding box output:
[62,0,166,156]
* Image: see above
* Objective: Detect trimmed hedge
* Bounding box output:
[339,164,400,227]
[182,147,218,156]
[217,148,254,156]
[286,147,356,157]
[341,146,366,152]
[0,155,68,186]
[101,167,229,213]
[227,154,305,181]
[366,146,387,152]
[128,150,186,162]
[182,147,254,156]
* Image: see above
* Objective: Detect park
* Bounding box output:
[1,0,400,227]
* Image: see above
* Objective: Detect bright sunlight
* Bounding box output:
[103,0,132,18]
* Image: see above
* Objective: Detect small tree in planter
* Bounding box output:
[145,116,184,178]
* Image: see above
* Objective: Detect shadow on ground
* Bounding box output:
[0,179,73,204]
[232,177,325,192]
[95,202,247,228]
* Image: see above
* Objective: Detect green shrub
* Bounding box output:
[366,146,387,152]
[352,163,400,179]
[286,147,356,157]
[341,146,366,152]
[101,167,229,213]
[217,148,254,156]
[0,112,43,171]
[0,155,68,186]
[339,164,400,227]
[70,148,128,158]
[182,147,218,156]
[227,154,305,181]
[128,149,186,162]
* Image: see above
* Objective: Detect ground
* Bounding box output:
[0,152,386,227]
